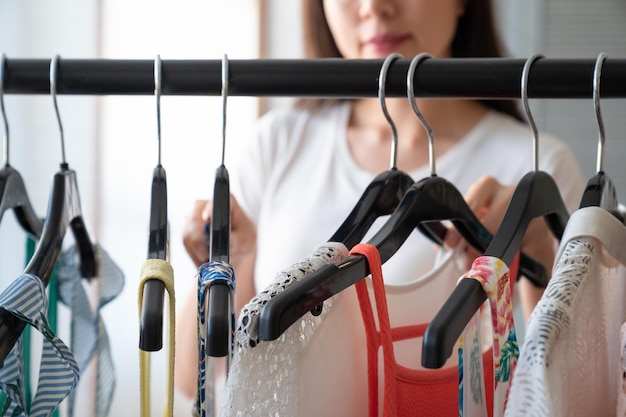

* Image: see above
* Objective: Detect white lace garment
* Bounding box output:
[219,242,350,417]
[505,207,626,417]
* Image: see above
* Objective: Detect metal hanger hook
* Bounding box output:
[50,54,67,166]
[593,52,608,173]
[407,53,435,176]
[378,53,403,170]
[154,54,162,166]
[521,54,544,172]
[221,54,228,166]
[0,53,9,166]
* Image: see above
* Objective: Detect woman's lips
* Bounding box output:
[364,33,410,54]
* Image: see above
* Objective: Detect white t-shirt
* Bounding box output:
[504,207,626,417]
[229,102,585,292]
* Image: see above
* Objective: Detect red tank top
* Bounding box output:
[351,243,494,417]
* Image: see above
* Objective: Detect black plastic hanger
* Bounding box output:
[205,54,234,358]
[0,55,97,367]
[23,54,97,280]
[579,52,623,220]
[330,54,545,284]
[139,55,169,352]
[422,54,570,369]
[0,53,43,239]
[329,53,415,249]
[257,54,548,342]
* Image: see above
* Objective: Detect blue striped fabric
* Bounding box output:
[0,274,79,417]
[57,244,124,417]
[193,261,235,417]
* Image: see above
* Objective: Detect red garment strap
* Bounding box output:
[352,243,397,417]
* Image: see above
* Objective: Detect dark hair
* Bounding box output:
[299,0,522,120]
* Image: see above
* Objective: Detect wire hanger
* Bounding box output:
[422,54,570,369]
[205,54,234,358]
[578,52,623,220]
[257,53,549,342]
[139,54,169,352]
[0,53,44,239]
[0,54,97,366]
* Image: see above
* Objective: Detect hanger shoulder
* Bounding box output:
[205,164,232,357]
[138,278,165,351]
[579,172,623,221]
[24,172,69,282]
[0,165,43,239]
[210,164,230,262]
[258,256,368,340]
[483,170,569,265]
[422,278,485,369]
[140,164,168,351]
[148,165,168,261]
[368,176,490,261]
[330,168,414,249]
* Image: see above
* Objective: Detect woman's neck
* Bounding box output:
[346,98,488,173]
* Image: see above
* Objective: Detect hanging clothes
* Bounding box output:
[137,259,176,417]
[225,239,495,416]
[457,255,520,417]
[504,206,626,417]
[15,237,60,415]
[352,243,497,417]
[194,260,235,417]
[219,242,359,417]
[57,243,125,417]
[0,274,79,417]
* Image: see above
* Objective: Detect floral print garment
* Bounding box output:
[458,256,519,417]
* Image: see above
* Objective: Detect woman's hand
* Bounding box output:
[182,196,257,268]
[444,176,555,318]
[182,199,211,268]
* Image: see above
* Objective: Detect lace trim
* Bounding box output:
[235,242,348,349]
[219,242,348,417]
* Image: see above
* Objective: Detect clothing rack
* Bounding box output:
[3,58,626,98]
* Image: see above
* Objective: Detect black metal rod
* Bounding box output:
[3,58,626,99]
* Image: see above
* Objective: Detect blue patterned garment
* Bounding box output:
[57,244,124,417]
[193,261,235,417]
[0,274,79,417]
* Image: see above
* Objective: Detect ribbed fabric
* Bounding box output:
[137,259,176,417]
[0,274,79,417]
[352,243,494,417]
[193,261,235,417]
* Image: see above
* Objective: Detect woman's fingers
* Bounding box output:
[183,199,212,267]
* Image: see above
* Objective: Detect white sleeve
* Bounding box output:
[228,109,289,226]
